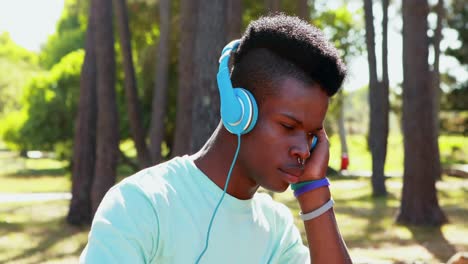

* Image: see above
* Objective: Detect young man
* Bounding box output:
[81,14,351,263]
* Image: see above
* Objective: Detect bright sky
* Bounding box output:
[0,0,465,92]
[0,0,65,52]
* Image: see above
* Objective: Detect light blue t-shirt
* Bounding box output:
[80,155,309,263]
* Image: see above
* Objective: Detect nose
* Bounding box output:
[289,134,311,162]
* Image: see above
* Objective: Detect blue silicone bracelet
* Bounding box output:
[293,177,330,197]
[291,179,323,191]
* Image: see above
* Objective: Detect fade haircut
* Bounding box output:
[230,14,347,103]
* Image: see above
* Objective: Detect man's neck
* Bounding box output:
[191,123,259,200]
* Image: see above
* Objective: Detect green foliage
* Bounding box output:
[441,81,468,111]
[0,111,28,151]
[2,50,84,153]
[312,5,364,62]
[0,33,43,117]
[446,0,468,65]
[39,0,87,69]
[127,2,160,54]
[0,32,38,65]
[440,81,467,135]
[242,0,267,30]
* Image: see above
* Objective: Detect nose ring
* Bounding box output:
[297,157,305,165]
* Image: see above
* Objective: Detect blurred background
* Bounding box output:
[0,0,466,263]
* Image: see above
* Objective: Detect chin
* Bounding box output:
[263,182,290,193]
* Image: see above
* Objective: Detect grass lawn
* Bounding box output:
[0,135,466,263]
[328,134,467,174]
[0,176,466,263]
[0,149,70,193]
[0,200,88,264]
[277,176,468,263]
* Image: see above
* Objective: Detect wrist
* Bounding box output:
[296,186,331,213]
[292,178,330,197]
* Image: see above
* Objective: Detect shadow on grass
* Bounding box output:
[407,225,457,263]
[335,194,404,248]
[334,193,461,263]
[3,216,88,263]
[5,167,67,178]
[0,220,24,236]
[334,191,398,203]
[0,204,31,237]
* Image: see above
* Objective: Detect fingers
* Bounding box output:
[302,129,329,181]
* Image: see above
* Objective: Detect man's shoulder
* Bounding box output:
[112,155,191,199]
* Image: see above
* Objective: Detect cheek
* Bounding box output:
[243,119,285,161]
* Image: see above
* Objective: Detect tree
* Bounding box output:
[396,0,447,226]
[265,0,281,13]
[172,0,198,157]
[67,6,97,226]
[190,0,227,152]
[226,0,243,41]
[0,33,41,119]
[90,0,120,215]
[380,0,390,185]
[115,0,152,169]
[430,0,444,179]
[297,0,310,21]
[39,0,87,69]
[12,51,83,154]
[149,0,171,163]
[364,0,389,196]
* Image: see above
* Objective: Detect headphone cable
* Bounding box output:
[195,134,241,263]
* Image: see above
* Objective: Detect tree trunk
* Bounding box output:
[431,0,444,178]
[190,0,227,152]
[149,0,171,163]
[67,5,97,226]
[172,0,198,157]
[297,0,310,21]
[337,91,349,164]
[396,0,447,226]
[90,0,120,215]
[114,0,152,169]
[378,0,390,192]
[226,0,243,41]
[364,0,387,196]
[265,0,281,13]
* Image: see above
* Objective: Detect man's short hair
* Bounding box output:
[230,14,347,103]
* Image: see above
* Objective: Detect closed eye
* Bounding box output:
[281,123,294,130]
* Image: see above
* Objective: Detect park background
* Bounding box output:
[0,0,466,263]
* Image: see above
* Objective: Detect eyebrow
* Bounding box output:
[280,113,302,125]
[279,113,323,131]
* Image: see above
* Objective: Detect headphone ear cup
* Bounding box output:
[237,88,258,134]
[222,88,258,135]
[221,88,258,135]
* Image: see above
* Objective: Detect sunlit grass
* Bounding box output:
[0,201,88,264]
[276,176,468,263]
[328,134,467,174]
[0,151,70,193]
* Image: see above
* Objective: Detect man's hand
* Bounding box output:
[301,129,329,182]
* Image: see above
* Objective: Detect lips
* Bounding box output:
[279,166,304,184]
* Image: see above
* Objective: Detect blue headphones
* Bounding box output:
[217,39,258,135]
